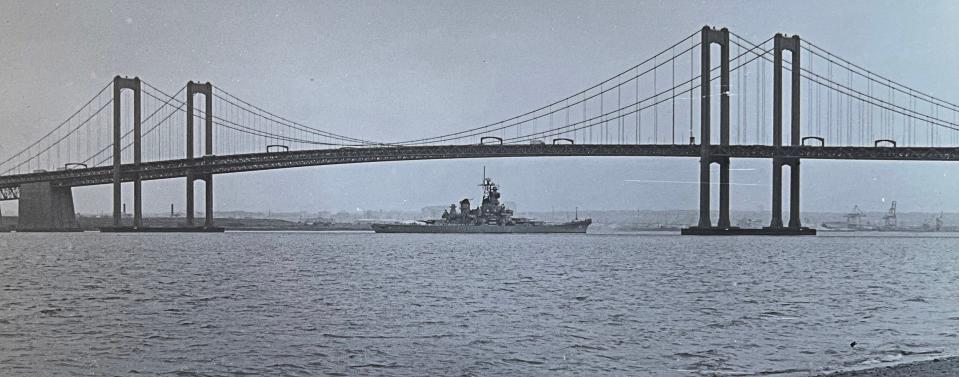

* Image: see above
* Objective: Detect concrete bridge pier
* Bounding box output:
[112,76,142,228]
[769,158,803,229]
[185,173,214,227]
[698,156,711,228]
[205,174,213,227]
[17,182,79,231]
[767,33,808,231]
[770,159,784,227]
[185,82,216,229]
[698,155,731,229]
[717,157,731,228]
[787,158,802,228]
[693,26,730,230]
[186,171,195,225]
[753,33,812,235]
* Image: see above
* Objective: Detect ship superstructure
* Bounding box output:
[372,174,590,233]
[435,177,540,226]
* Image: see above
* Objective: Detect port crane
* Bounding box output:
[882,201,897,228]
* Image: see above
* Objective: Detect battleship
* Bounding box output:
[371,175,591,233]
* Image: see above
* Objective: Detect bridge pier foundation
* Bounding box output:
[17,182,79,231]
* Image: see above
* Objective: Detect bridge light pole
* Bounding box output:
[112,76,142,228]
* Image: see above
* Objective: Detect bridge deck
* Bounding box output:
[1,144,957,195]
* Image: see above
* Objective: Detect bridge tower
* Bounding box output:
[696,26,731,229]
[186,81,215,227]
[113,76,143,228]
[768,33,803,229]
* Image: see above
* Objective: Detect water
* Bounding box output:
[0,232,956,376]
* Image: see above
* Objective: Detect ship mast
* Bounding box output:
[480,166,495,200]
[481,166,487,198]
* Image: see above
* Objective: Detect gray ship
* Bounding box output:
[372,175,591,234]
[820,202,947,232]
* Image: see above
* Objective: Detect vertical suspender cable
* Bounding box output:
[635,68,639,144]
[827,60,832,142]
[653,56,658,144]
[690,39,694,144]
[583,92,588,143]
[616,85,623,144]
[671,46,676,144]
[744,39,750,144]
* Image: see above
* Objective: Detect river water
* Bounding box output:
[0,231,956,376]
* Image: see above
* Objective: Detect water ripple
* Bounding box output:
[0,232,956,376]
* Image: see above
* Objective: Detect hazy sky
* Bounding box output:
[2,0,959,216]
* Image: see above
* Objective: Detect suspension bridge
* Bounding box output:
[2,25,959,233]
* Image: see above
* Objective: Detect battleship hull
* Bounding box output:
[372,219,591,234]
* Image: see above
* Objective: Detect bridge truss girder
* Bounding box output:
[2,144,959,200]
[0,186,18,200]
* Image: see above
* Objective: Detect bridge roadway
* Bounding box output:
[1,143,958,198]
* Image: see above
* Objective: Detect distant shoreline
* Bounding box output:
[0,216,372,232]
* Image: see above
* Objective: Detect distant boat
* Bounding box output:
[371,174,590,234]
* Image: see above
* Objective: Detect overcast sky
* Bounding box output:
[2,0,959,216]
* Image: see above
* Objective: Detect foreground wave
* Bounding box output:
[818,356,959,376]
